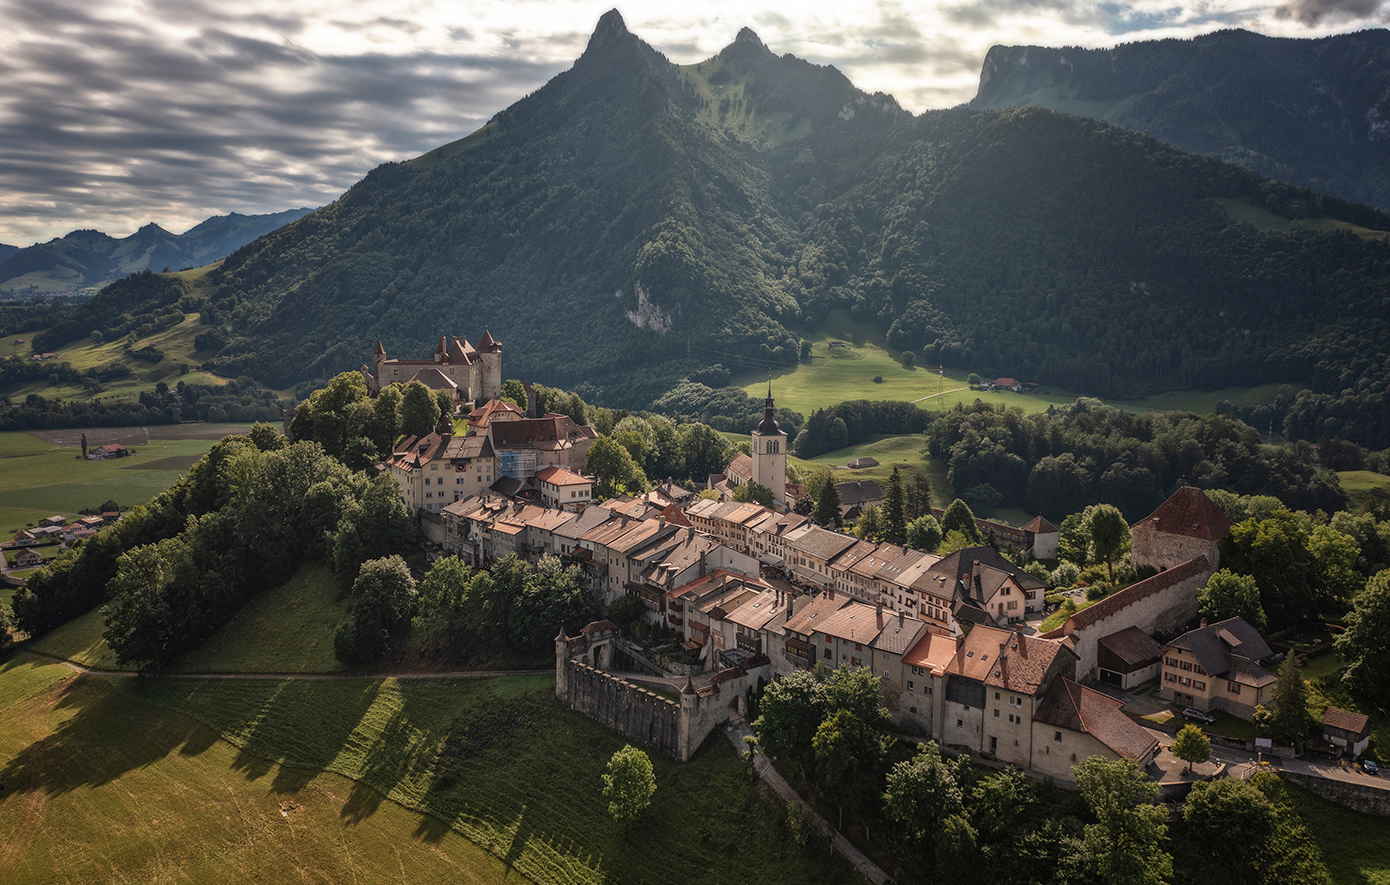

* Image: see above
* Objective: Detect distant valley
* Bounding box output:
[0,207,314,297]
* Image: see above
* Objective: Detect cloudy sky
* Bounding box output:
[1,0,1383,246]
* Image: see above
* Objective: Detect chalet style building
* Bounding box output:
[1159,616,1275,720]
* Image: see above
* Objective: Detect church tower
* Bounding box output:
[751,382,787,506]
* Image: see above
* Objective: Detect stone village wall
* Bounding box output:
[556,624,768,762]
[561,660,683,759]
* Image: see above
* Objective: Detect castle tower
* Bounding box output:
[477,329,503,401]
[751,381,787,506]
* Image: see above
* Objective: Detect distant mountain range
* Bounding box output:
[30,13,1390,449]
[970,28,1390,213]
[0,208,314,295]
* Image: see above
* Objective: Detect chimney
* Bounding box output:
[898,610,904,627]
[787,596,795,617]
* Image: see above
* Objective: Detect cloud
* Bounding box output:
[0,0,1387,245]
[1276,0,1386,24]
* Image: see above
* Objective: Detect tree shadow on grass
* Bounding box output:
[0,676,224,799]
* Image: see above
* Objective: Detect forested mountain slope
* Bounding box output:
[39,12,1390,447]
[970,29,1390,213]
[0,208,313,295]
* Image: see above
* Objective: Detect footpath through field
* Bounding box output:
[910,386,968,404]
[17,648,552,681]
[724,719,890,885]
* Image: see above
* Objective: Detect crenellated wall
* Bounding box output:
[562,660,683,759]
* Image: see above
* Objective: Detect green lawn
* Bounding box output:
[26,606,129,671]
[733,310,1296,421]
[1338,471,1390,510]
[0,665,523,884]
[14,672,859,885]
[1285,780,1390,884]
[171,561,349,674]
[0,429,217,516]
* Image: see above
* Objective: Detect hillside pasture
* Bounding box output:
[26,606,128,671]
[732,310,1296,422]
[1338,470,1390,510]
[4,671,860,885]
[170,561,349,674]
[0,668,521,885]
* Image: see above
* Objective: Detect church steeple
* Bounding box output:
[751,377,787,506]
[756,379,780,435]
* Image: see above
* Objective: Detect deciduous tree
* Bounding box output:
[1337,569,1390,707]
[1073,757,1171,885]
[1171,724,1211,773]
[1197,569,1266,629]
[602,745,656,822]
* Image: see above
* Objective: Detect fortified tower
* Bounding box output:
[751,382,787,506]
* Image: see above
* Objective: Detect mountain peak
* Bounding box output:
[734,27,764,48]
[586,9,630,53]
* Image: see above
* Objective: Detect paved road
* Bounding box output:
[1137,721,1390,792]
[725,720,891,885]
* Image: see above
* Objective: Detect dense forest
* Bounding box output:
[19,13,1390,451]
[927,399,1352,522]
[971,29,1390,214]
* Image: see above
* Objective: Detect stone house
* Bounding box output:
[1131,486,1232,573]
[1159,617,1275,720]
[381,431,495,515]
[782,593,855,671]
[939,624,1078,769]
[897,630,957,736]
[535,465,593,510]
[783,524,859,592]
[1031,678,1160,780]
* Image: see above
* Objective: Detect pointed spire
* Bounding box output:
[374,339,385,356]
[681,676,695,695]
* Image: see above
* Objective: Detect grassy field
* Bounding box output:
[1214,197,1390,242]
[0,663,526,884]
[171,561,349,674]
[27,561,350,675]
[1286,780,1390,884]
[0,428,242,523]
[0,667,858,885]
[1338,470,1390,510]
[27,606,128,671]
[733,310,1298,422]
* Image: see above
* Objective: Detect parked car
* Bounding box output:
[1182,707,1217,725]
[1363,758,1379,775]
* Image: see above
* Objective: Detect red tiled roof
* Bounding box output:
[1067,556,1210,631]
[1323,706,1370,735]
[535,465,589,485]
[1022,515,1057,534]
[1132,486,1232,540]
[1034,677,1158,761]
[946,624,1071,696]
[725,453,753,483]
